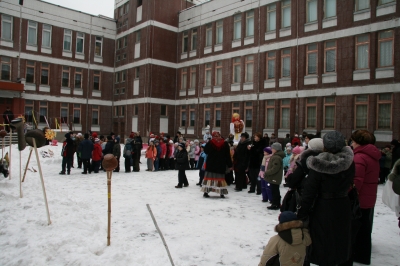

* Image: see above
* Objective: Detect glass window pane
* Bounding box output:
[267,109,275,128]
[326,50,336,72]
[281,108,290,128]
[325,0,336,18]
[356,105,367,128]
[357,44,369,69]
[268,59,275,79]
[234,65,241,83]
[26,67,34,83]
[378,103,391,129]
[282,57,290,77]
[282,6,291,28]
[28,27,37,45]
[245,109,252,127]
[379,93,391,101]
[246,62,253,82]
[267,9,276,31]
[216,110,221,127]
[356,0,370,10]
[307,106,316,128]
[216,68,222,85]
[308,53,317,74]
[41,69,49,84]
[325,106,335,128]
[307,0,318,22]
[379,40,393,67]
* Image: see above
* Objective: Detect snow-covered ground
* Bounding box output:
[0,143,399,266]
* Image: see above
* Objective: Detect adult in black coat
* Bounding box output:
[233,132,251,191]
[297,131,355,266]
[175,143,189,188]
[78,133,94,174]
[247,132,267,194]
[2,107,14,133]
[132,133,143,172]
[60,133,75,175]
[102,136,114,156]
[391,139,400,168]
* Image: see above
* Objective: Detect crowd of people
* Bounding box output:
[57,127,400,265]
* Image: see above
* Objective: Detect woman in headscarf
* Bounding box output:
[201,131,232,198]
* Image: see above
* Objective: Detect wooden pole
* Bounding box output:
[19,151,23,198]
[107,170,112,246]
[32,138,52,225]
[22,148,33,182]
[9,128,12,180]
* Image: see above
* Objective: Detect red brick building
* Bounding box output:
[1,0,399,143]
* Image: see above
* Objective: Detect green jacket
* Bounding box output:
[264,150,285,185]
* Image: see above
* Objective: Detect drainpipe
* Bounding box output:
[295,0,299,134]
[85,16,93,133]
[256,0,261,133]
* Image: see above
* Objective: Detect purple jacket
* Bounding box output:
[353,144,381,209]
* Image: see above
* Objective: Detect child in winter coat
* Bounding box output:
[284,146,305,178]
[196,144,207,186]
[258,211,311,266]
[92,138,103,173]
[112,136,121,172]
[188,141,196,169]
[145,141,157,171]
[260,147,273,203]
[194,139,200,168]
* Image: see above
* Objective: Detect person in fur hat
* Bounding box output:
[260,147,273,203]
[258,211,311,266]
[297,131,355,265]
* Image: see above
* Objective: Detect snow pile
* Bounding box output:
[0,143,399,265]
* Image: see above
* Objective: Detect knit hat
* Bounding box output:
[169,140,173,144]
[107,135,112,140]
[77,133,82,137]
[292,146,304,155]
[201,143,206,148]
[240,132,249,139]
[271,142,282,151]
[286,143,292,147]
[84,133,89,139]
[129,133,134,138]
[115,136,120,143]
[178,143,185,149]
[92,132,98,139]
[65,133,70,139]
[263,147,272,154]
[307,138,324,151]
[286,147,292,151]
[279,211,298,224]
[190,141,194,145]
[94,138,100,143]
[323,131,346,154]
[194,139,199,143]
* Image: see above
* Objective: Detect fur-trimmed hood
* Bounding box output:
[275,220,305,245]
[306,146,354,175]
[388,159,400,181]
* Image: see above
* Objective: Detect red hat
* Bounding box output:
[92,132,98,138]
[129,133,134,138]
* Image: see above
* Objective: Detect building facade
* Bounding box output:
[1,0,399,143]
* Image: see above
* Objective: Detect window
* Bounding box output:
[92,105,99,125]
[138,0,143,7]
[233,57,241,83]
[281,99,290,129]
[26,61,35,83]
[246,10,254,37]
[206,24,212,47]
[115,72,119,83]
[42,24,52,47]
[181,68,187,90]
[266,100,275,128]
[117,38,122,50]
[73,104,81,124]
[189,105,195,127]
[267,4,277,32]
[124,36,128,47]
[216,20,223,44]
[114,106,119,117]
[161,105,167,116]
[39,101,47,123]
[245,55,254,82]
[378,0,395,5]
[136,30,141,43]
[123,53,127,60]
[245,102,252,128]
[63,29,72,51]
[93,71,100,90]
[123,18,128,26]
[306,98,317,128]
[133,105,138,116]
[61,103,68,125]
[119,6,123,17]
[355,95,368,129]
[324,97,335,128]
[266,51,276,79]
[282,0,291,28]
[215,61,222,85]
[75,68,82,89]
[204,104,210,127]
[307,44,318,75]
[205,63,212,87]
[234,14,241,40]
[324,40,336,73]
[281,49,291,77]
[377,93,391,129]
[232,102,240,115]
[117,55,121,62]
[62,66,70,87]
[183,31,188,52]
[324,0,336,18]
[40,63,49,85]
[191,29,197,50]
[124,2,129,13]
[181,106,186,127]
[378,30,394,68]
[1,57,11,80]
[190,66,196,89]
[215,104,221,127]
[95,37,102,56]
[135,67,140,79]
[25,100,34,123]
[356,34,369,70]
[1,14,13,40]
[121,106,125,116]
[307,0,318,23]
[355,0,370,10]
[27,21,38,45]
[121,70,126,82]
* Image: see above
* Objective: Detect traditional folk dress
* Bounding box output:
[201,132,232,195]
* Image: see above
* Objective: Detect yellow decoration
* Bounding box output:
[45,129,56,141]
[17,115,26,123]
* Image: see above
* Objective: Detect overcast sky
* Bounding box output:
[43,0,115,18]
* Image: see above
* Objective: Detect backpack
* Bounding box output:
[124,142,132,158]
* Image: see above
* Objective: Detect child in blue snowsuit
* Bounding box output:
[259,147,273,202]
[196,144,207,187]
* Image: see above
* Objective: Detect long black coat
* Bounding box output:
[248,138,267,169]
[297,147,355,266]
[103,140,114,155]
[175,149,189,170]
[203,140,232,174]
[79,139,94,160]
[233,138,251,171]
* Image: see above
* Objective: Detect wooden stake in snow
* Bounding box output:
[9,128,12,180]
[22,148,33,182]
[102,154,118,246]
[19,151,22,198]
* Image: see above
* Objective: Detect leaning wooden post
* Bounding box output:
[102,154,118,246]
[9,128,12,180]
[22,148,33,182]
[19,151,22,198]
[32,138,52,225]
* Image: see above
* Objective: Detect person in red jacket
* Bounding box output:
[159,138,167,170]
[291,134,301,146]
[92,138,103,173]
[346,130,381,265]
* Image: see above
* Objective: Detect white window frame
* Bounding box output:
[324,0,337,18]
[246,10,254,37]
[216,20,223,44]
[42,24,52,48]
[63,29,72,51]
[282,0,291,28]
[191,29,197,51]
[27,20,38,45]
[267,4,277,32]
[234,14,242,40]
[95,36,103,57]
[355,0,370,11]
[1,14,13,41]
[76,32,84,53]
[306,0,318,23]
[205,24,212,47]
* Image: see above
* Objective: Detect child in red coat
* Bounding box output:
[92,138,103,173]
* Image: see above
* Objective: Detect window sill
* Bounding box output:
[265,31,276,41]
[204,46,212,54]
[188,88,195,95]
[376,67,394,79]
[243,82,253,90]
[25,84,36,91]
[41,47,52,54]
[374,130,393,142]
[353,69,370,80]
[61,87,71,94]
[180,53,188,60]
[75,53,85,60]
[94,56,103,63]
[203,87,211,94]
[26,44,38,52]
[179,90,186,97]
[92,90,101,97]
[73,89,83,96]
[322,73,337,83]
[279,78,291,87]
[189,50,197,57]
[213,86,222,93]
[304,21,318,32]
[39,85,50,92]
[354,9,371,21]
[0,39,13,48]
[62,51,72,58]
[264,79,275,89]
[304,75,318,85]
[214,43,223,52]
[279,27,291,37]
[232,39,241,48]
[322,16,337,28]
[244,36,254,45]
[377,2,396,16]
[230,83,241,91]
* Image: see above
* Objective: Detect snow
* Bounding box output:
[1,143,400,266]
